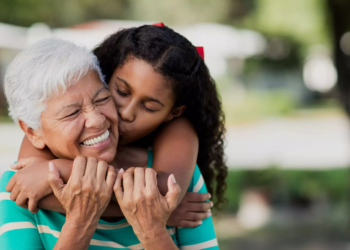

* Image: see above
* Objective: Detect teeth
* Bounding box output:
[82,130,109,146]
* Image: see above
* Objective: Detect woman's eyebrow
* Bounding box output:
[93,86,109,99]
[55,103,80,116]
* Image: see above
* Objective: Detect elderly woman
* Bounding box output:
[0,38,182,250]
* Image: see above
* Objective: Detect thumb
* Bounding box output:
[164,174,181,211]
[10,158,32,170]
[47,162,65,198]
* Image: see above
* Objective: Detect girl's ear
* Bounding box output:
[18,120,46,149]
[165,105,186,122]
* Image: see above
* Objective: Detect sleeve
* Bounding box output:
[0,170,45,250]
[175,166,219,250]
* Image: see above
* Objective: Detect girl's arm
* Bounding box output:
[153,117,212,227]
[153,117,198,201]
[18,135,55,160]
[10,122,210,224]
[11,136,124,216]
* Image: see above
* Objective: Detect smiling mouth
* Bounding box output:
[81,130,110,146]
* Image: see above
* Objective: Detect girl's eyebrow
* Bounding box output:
[144,97,164,106]
[116,76,130,88]
[116,76,164,106]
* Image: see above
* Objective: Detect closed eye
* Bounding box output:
[142,104,156,113]
[117,89,128,97]
[96,96,110,103]
[65,110,80,118]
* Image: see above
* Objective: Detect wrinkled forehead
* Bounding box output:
[42,71,109,116]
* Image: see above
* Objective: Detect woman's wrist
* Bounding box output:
[66,213,99,229]
[136,227,169,246]
[54,219,98,250]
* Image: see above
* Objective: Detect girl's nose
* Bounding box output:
[118,102,136,123]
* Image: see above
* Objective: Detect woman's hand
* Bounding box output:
[6,157,51,213]
[48,156,116,224]
[114,167,181,243]
[167,192,213,227]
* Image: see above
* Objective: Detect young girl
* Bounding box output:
[7,25,227,227]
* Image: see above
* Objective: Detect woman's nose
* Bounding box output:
[118,103,135,123]
[85,108,106,129]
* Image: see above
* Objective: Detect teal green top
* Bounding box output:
[0,151,218,249]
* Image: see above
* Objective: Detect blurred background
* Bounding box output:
[0,0,349,249]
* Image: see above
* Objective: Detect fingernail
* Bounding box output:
[49,162,54,172]
[206,211,212,216]
[210,201,213,207]
[119,168,124,173]
[170,174,176,183]
[10,164,16,169]
[208,193,211,199]
[198,221,202,225]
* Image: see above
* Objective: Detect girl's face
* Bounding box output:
[108,58,179,146]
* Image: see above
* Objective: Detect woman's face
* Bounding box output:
[37,70,119,163]
[108,58,176,146]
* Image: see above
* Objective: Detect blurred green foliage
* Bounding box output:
[222,168,348,213]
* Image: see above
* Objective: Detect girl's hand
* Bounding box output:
[10,157,46,170]
[6,157,51,213]
[114,167,181,241]
[167,192,213,227]
[48,156,116,224]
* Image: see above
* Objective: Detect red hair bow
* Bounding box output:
[152,22,204,60]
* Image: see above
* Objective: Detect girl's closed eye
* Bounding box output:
[142,104,156,113]
[117,88,128,97]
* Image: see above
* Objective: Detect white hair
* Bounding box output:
[4,37,106,129]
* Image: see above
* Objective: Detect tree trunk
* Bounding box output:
[327,0,350,117]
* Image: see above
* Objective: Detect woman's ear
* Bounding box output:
[18,120,46,149]
[165,105,186,122]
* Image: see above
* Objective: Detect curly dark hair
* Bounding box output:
[93,25,227,208]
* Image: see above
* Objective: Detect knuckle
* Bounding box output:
[76,155,86,162]
[126,167,135,173]
[109,170,117,178]
[15,199,24,207]
[88,157,97,164]
[135,193,145,203]
[145,168,155,175]
[134,167,141,174]
[81,184,92,193]
[200,203,208,210]
[98,160,107,167]
[29,192,38,200]
[71,182,81,191]
[145,190,154,200]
